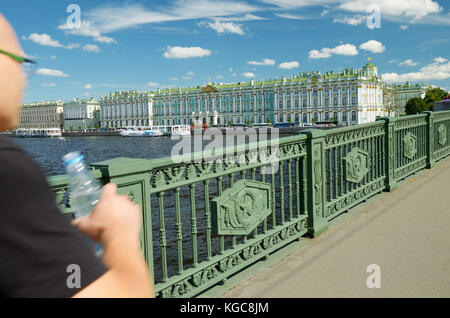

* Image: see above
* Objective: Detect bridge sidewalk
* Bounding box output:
[223,158,450,298]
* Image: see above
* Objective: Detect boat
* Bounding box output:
[15,128,62,138]
[119,126,165,137]
[167,125,191,136]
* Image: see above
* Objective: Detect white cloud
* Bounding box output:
[58,20,117,44]
[147,82,159,87]
[309,43,358,59]
[232,73,237,77]
[216,75,224,79]
[84,1,261,34]
[84,92,91,97]
[333,15,365,25]
[187,71,195,76]
[275,13,307,20]
[182,76,193,80]
[215,14,265,22]
[84,84,93,89]
[198,20,244,35]
[321,9,330,16]
[434,57,447,63]
[169,77,179,81]
[400,25,408,30]
[338,0,442,21]
[22,33,79,49]
[243,72,256,78]
[83,44,100,53]
[41,83,56,87]
[163,46,212,59]
[229,68,233,72]
[50,55,57,61]
[36,68,69,77]
[247,58,276,66]
[359,40,386,53]
[382,58,450,82]
[279,61,300,69]
[398,59,418,66]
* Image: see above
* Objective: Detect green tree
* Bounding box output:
[405,97,426,115]
[423,88,447,111]
[228,120,232,127]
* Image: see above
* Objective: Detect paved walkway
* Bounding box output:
[224,158,450,298]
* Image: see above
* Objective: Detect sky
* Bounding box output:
[1,0,449,103]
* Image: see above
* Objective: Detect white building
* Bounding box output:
[99,59,387,128]
[99,90,154,129]
[63,98,100,131]
[151,58,386,127]
[18,101,64,129]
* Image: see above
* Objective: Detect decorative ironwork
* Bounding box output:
[343,147,368,183]
[211,180,272,236]
[438,124,447,146]
[403,132,417,160]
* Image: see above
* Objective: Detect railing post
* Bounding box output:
[90,158,154,282]
[424,111,435,169]
[377,117,397,192]
[299,129,328,237]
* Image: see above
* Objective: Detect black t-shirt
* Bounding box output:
[0,137,107,297]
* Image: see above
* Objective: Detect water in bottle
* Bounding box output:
[63,151,103,257]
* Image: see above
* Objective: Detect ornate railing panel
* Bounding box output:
[392,114,428,181]
[323,121,386,221]
[146,135,309,297]
[432,110,450,162]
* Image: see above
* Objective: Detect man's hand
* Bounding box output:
[71,183,155,298]
[72,183,142,246]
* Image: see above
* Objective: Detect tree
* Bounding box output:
[287,117,292,124]
[228,120,232,127]
[424,88,447,111]
[405,97,426,115]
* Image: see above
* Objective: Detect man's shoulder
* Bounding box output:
[0,137,42,178]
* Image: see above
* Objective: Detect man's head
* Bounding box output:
[0,14,26,131]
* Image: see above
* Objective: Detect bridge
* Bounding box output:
[48,110,450,298]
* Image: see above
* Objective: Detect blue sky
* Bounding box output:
[1,0,449,103]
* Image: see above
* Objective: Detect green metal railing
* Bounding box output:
[48,110,450,298]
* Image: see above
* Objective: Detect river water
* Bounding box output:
[12,136,182,176]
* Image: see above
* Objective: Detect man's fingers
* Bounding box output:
[100,183,117,198]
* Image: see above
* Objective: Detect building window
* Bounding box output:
[342,97,347,106]
[314,99,318,108]
[333,98,338,106]
[325,112,329,121]
[351,111,357,122]
[303,113,307,123]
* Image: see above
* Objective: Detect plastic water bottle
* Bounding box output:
[63,151,103,257]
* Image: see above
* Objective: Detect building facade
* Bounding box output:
[18,101,64,129]
[390,82,432,115]
[99,91,154,129]
[98,60,390,128]
[152,59,386,127]
[63,98,100,131]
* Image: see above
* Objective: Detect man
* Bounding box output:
[0,14,154,298]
